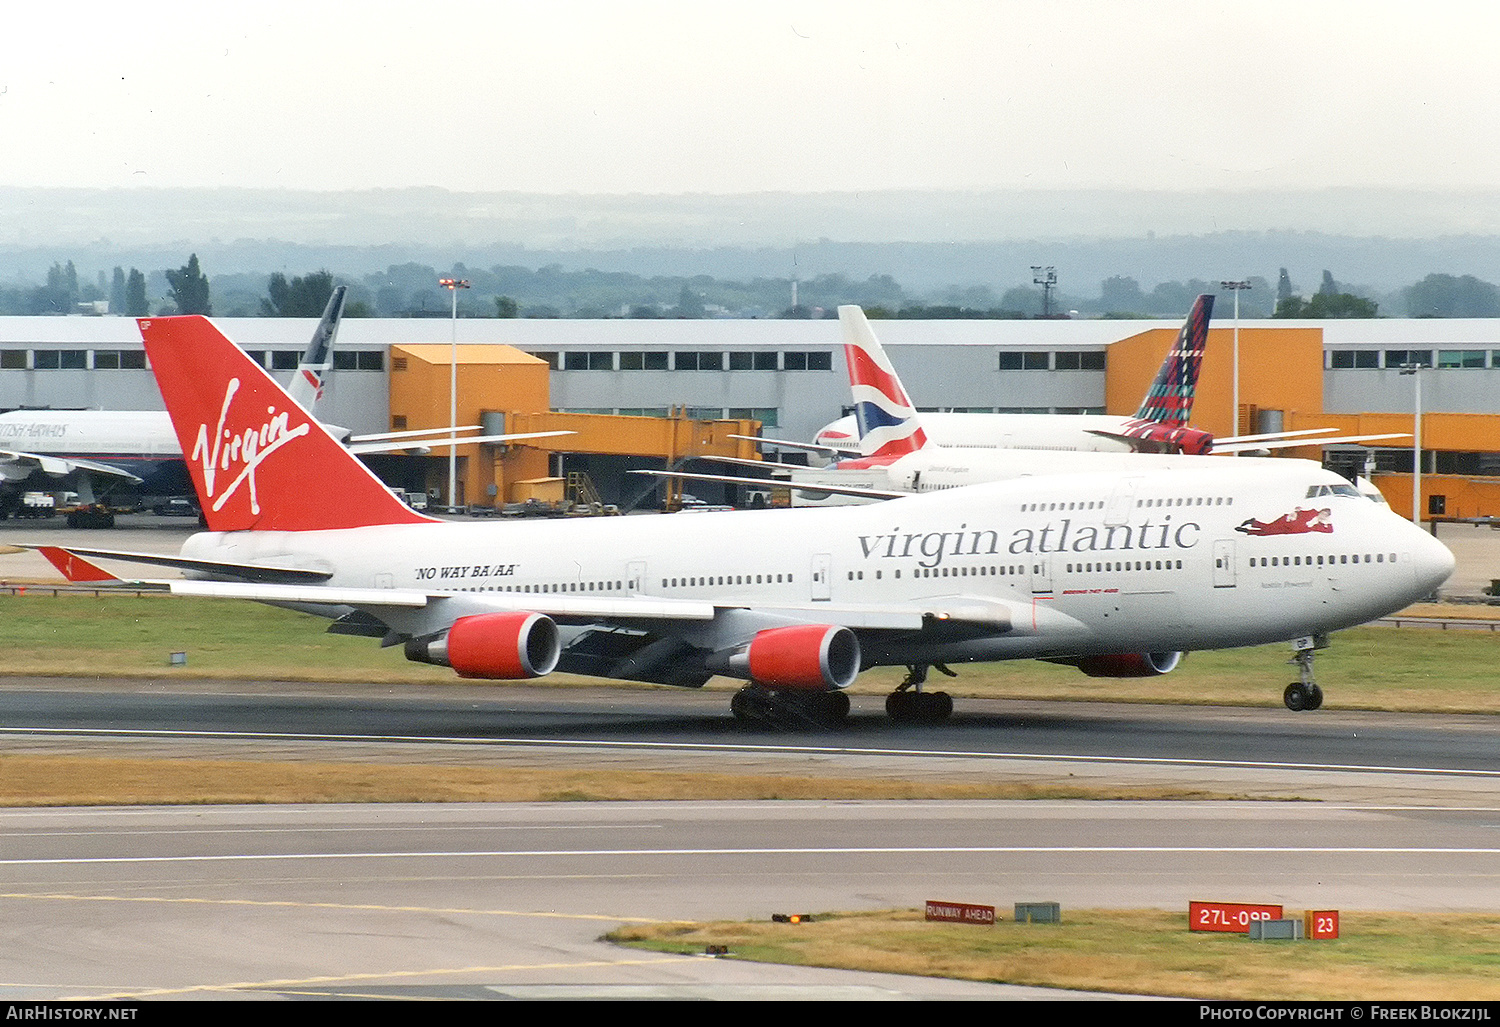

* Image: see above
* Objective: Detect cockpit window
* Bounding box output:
[1305,483,1363,499]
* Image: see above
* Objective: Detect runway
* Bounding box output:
[2,680,1499,999]
[3,799,1500,1001]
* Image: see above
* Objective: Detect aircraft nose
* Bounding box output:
[1411,525,1456,596]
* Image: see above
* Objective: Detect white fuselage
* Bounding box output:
[0,410,181,459]
[784,448,1383,507]
[816,412,1141,456]
[181,461,1453,671]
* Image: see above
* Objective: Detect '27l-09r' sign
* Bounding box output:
[1189,901,1283,933]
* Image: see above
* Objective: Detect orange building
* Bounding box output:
[387,343,760,508]
[1106,326,1500,520]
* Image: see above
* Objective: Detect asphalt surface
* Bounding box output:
[2,514,1499,999]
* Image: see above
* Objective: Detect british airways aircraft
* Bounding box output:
[29,316,1454,721]
[811,295,1219,458]
[0,288,561,525]
[808,301,1394,460]
[0,288,351,525]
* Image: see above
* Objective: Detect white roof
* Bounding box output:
[2,314,1499,349]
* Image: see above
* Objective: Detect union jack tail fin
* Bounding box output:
[838,305,928,458]
[285,285,346,414]
[1133,293,1214,426]
[137,316,434,533]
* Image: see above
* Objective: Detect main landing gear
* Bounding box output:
[885,663,956,724]
[730,684,850,726]
[1283,635,1328,712]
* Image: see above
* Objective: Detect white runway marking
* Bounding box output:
[5,845,1500,866]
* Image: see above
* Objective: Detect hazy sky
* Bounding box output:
[3,0,1497,195]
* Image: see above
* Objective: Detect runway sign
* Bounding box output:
[1189,900,1283,933]
[1305,910,1340,940]
[925,900,995,925]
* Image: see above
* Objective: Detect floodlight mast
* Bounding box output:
[1031,266,1057,318]
[1399,360,1426,526]
[1221,280,1251,435]
[440,277,471,512]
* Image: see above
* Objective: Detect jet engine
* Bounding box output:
[1130,424,1215,456]
[720,624,861,691]
[405,611,561,679]
[1061,651,1183,678]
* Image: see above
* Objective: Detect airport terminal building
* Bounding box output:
[2,315,1499,517]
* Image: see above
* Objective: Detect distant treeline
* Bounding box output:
[5,256,1500,320]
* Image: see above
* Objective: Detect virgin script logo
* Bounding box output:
[191,378,310,514]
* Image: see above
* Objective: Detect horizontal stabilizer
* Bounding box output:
[15,544,333,584]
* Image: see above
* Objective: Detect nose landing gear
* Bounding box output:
[1283,635,1328,711]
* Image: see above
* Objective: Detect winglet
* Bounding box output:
[1134,293,1214,426]
[37,546,121,583]
[838,305,928,458]
[137,315,437,532]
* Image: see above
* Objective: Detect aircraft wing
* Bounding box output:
[729,434,862,457]
[0,450,143,484]
[629,468,911,501]
[1211,433,1410,454]
[25,544,1012,633]
[164,581,1011,632]
[346,430,574,456]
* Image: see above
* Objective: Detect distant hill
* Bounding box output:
[2,186,1499,301]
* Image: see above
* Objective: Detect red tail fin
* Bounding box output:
[138,316,435,532]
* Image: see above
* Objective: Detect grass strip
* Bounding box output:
[3,593,1499,713]
[0,754,1258,806]
[610,907,1500,1000]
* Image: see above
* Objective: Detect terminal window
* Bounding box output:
[998,352,1051,370]
[1437,350,1486,369]
[91,350,147,370]
[782,351,832,371]
[1330,350,1379,369]
[332,352,387,371]
[563,351,613,371]
[728,407,779,427]
[32,350,86,370]
[1,350,26,369]
[620,351,669,370]
[1053,352,1106,371]
[728,351,778,371]
[676,352,724,371]
[728,351,778,370]
[1384,350,1432,368]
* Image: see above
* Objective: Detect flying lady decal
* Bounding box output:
[1235,508,1333,536]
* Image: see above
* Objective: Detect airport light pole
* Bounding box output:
[1400,360,1425,526]
[1031,266,1057,318]
[1221,280,1251,436]
[440,277,470,512]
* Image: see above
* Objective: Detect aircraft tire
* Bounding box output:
[886,691,952,724]
[1284,683,1309,712]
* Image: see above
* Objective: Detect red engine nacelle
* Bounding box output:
[728,624,861,691]
[1067,651,1183,678]
[1131,423,1215,456]
[407,611,561,679]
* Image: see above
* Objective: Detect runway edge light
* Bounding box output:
[771,913,812,924]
